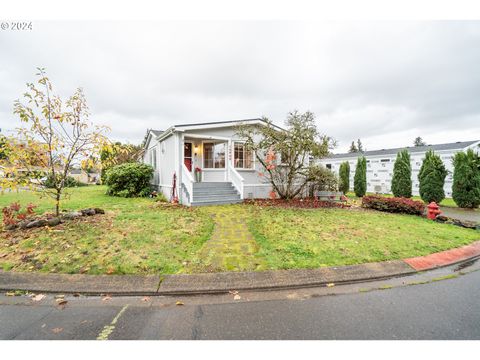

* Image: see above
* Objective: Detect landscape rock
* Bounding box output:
[26,219,48,228]
[80,208,96,216]
[17,220,30,230]
[4,224,18,231]
[47,217,62,227]
[62,211,83,220]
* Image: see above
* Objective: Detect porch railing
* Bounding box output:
[228,166,244,199]
[182,163,194,205]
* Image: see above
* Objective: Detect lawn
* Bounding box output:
[0,186,214,274]
[248,206,479,270]
[0,186,478,275]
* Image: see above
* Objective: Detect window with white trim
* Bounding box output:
[234,142,254,169]
[203,142,225,168]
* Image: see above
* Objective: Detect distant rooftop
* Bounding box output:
[325,140,480,159]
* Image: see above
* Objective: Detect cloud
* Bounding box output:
[0,21,479,151]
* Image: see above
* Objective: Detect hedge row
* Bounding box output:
[362,195,425,215]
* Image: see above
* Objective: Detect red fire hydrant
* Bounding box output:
[427,202,442,220]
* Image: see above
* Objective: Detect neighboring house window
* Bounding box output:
[326,164,332,170]
[203,142,225,168]
[151,148,157,170]
[234,142,254,169]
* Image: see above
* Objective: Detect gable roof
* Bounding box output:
[325,140,480,160]
[150,129,163,137]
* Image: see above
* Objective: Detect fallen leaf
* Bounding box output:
[6,292,15,296]
[175,300,184,306]
[326,283,335,287]
[102,296,112,301]
[233,294,241,300]
[228,290,239,295]
[54,294,65,299]
[32,294,46,302]
[51,327,63,333]
[56,299,68,306]
[106,267,115,275]
[141,296,151,302]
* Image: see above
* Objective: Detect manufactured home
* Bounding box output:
[143,119,282,206]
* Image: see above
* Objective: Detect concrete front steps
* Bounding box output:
[191,182,242,206]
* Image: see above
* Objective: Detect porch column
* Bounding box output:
[177,132,183,204]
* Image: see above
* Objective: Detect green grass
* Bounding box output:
[0,186,214,274]
[1,187,478,275]
[346,192,458,207]
[247,206,479,270]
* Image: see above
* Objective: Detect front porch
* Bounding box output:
[180,134,250,206]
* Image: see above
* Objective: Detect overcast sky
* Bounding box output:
[0,21,479,152]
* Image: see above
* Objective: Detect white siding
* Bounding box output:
[319,144,480,197]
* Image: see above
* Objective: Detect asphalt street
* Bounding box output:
[1,264,479,340]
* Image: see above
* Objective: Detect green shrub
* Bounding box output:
[43,174,85,188]
[354,156,367,197]
[309,165,338,193]
[418,150,447,204]
[452,149,480,208]
[391,150,412,198]
[105,163,154,197]
[338,161,350,194]
[362,195,425,215]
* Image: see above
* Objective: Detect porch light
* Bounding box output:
[194,146,199,155]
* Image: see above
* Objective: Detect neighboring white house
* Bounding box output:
[319,140,480,197]
[143,119,282,206]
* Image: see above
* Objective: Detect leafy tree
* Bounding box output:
[414,137,427,147]
[354,156,367,197]
[357,138,364,152]
[391,150,412,198]
[418,150,448,204]
[98,141,144,182]
[12,68,108,215]
[236,111,335,199]
[0,135,9,160]
[452,149,480,208]
[338,161,350,194]
[348,141,358,153]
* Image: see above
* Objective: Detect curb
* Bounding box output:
[1,241,480,296]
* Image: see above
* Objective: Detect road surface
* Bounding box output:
[1,261,479,340]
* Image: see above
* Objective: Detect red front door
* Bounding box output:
[184,142,193,172]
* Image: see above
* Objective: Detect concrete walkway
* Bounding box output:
[187,206,263,273]
[440,206,480,223]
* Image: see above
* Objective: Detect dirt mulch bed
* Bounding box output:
[243,198,351,209]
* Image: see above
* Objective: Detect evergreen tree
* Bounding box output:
[418,150,448,204]
[348,141,358,153]
[338,161,350,194]
[391,150,412,198]
[414,137,426,147]
[357,139,364,153]
[452,149,480,208]
[354,156,367,197]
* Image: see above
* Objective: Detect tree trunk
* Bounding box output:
[55,191,61,216]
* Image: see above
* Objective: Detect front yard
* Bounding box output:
[0,186,478,274]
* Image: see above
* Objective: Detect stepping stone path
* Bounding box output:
[187,206,264,272]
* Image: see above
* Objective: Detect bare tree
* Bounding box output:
[12,68,108,215]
